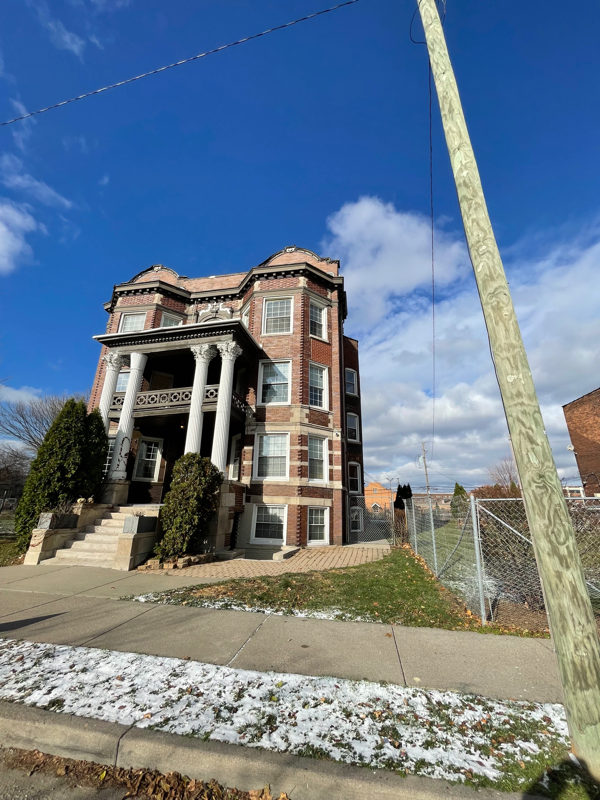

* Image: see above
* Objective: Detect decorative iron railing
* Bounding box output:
[110,385,247,413]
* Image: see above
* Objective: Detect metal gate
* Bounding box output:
[348,495,394,544]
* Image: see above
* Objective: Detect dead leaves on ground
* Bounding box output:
[1,747,289,800]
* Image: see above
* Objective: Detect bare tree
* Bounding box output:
[487,457,519,489]
[0,393,87,453]
[0,443,31,484]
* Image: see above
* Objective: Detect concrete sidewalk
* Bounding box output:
[0,564,561,703]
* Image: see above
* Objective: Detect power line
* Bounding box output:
[0,0,361,128]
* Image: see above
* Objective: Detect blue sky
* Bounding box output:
[1,0,600,488]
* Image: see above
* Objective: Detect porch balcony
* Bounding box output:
[108,385,248,418]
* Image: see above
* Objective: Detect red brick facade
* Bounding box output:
[563,388,600,497]
[90,246,363,551]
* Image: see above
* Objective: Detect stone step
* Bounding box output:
[215,548,245,561]
[272,546,301,562]
[85,525,123,534]
[114,505,161,516]
[66,539,119,553]
[52,549,115,564]
[77,531,122,543]
[95,517,123,526]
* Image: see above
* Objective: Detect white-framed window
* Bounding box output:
[258,360,291,405]
[116,371,130,393]
[350,506,363,533]
[347,412,359,442]
[251,504,288,544]
[345,368,358,395]
[119,313,146,333]
[263,298,292,335]
[308,436,327,481]
[161,312,182,327]
[309,301,327,340]
[242,305,250,328]
[103,438,116,477]
[254,433,289,479]
[228,434,242,481]
[309,363,328,409]
[133,438,163,482]
[371,503,382,513]
[308,507,329,545]
[348,462,361,494]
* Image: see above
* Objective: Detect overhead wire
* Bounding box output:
[0,0,361,128]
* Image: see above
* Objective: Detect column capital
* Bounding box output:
[102,350,123,371]
[190,343,218,364]
[217,341,243,362]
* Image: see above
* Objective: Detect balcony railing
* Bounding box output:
[110,385,248,414]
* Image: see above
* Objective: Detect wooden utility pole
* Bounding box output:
[417,0,600,774]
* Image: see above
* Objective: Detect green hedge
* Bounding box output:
[156,453,222,560]
[14,400,108,551]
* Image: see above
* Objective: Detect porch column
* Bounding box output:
[184,344,217,454]
[210,342,243,473]
[98,350,123,429]
[109,352,148,480]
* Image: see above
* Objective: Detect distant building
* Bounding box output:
[563,387,600,497]
[364,482,393,512]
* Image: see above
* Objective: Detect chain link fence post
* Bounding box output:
[470,495,487,625]
[428,494,438,576]
[410,498,418,555]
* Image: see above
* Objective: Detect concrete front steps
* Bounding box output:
[45,505,160,569]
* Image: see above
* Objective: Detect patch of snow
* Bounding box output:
[0,638,568,785]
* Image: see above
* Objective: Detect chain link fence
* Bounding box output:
[347,496,396,544]
[405,495,600,629]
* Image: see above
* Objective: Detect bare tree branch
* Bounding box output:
[0,393,87,452]
[487,457,520,489]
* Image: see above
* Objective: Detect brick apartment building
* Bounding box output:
[90,246,365,557]
[563,387,600,498]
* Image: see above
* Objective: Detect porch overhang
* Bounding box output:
[93,319,262,357]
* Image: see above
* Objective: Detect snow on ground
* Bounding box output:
[0,638,568,786]
[130,590,365,621]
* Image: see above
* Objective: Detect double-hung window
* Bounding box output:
[134,439,162,482]
[161,313,181,327]
[348,462,361,494]
[308,436,326,481]
[259,361,290,405]
[119,313,146,333]
[264,298,292,334]
[253,505,287,543]
[308,507,328,544]
[345,368,357,395]
[256,434,288,478]
[347,413,359,442]
[309,302,326,339]
[116,371,130,393]
[309,364,327,409]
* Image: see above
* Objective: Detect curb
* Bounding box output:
[0,701,538,800]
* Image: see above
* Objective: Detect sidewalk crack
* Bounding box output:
[78,604,158,646]
[114,720,137,767]
[226,613,272,667]
[391,626,407,686]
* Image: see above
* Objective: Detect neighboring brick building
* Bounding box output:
[563,387,600,498]
[90,246,365,557]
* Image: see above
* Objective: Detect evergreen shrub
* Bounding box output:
[14,400,108,551]
[451,482,468,517]
[155,453,223,560]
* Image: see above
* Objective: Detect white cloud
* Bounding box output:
[98,174,109,186]
[0,154,73,210]
[0,200,39,275]
[9,99,36,152]
[27,0,86,59]
[0,386,42,404]
[323,197,596,490]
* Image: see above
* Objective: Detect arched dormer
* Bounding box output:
[260,246,339,275]
[125,265,183,286]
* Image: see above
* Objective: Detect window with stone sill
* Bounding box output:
[161,312,182,327]
[256,434,288,479]
[308,507,328,544]
[308,436,326,481]
[252,505,287,543]
[119,313,146,333]
[309,363,327,409]
[263,298,292,335]
[259,361,290,405]
[309,301,326,339]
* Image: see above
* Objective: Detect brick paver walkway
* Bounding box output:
[173,545,389,580]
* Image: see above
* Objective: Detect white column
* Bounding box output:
[109,352,148,480]
[185,344,217,454]
[98,350,123,429]
[211,342,243,473]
